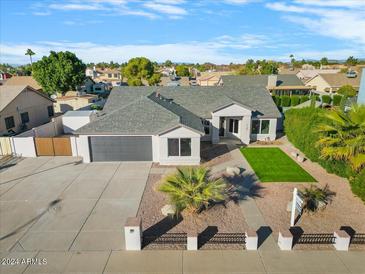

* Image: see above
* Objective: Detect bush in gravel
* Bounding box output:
[332,95,343,106]
[291,96,300,106]
[321,95,332,105]
[281,95,291,107]
[299,184,336,213]
[159,167,228,215]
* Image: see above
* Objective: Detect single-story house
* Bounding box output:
[0,85,55,136]
[219,74,312,96]
[4,76,42,91]
[296,69,340,83]
[305,72,362,93]
[75,82,281,165]
[54,91,99,113]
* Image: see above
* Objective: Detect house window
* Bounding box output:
[20,112,29,124]
[229,119,239,134]
[108,73,112,78]
[168,138,191,157]
[5,116,15,129]
[202,120,210,135]
[47,106,54,117]
[251,120,271,134]
[114,73,118,78]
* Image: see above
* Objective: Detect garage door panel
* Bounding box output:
[89,136,152,161]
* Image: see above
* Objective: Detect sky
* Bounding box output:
[1,0,365,64]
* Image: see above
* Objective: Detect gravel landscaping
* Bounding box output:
[254,143,365,250]
[137,171,248,250]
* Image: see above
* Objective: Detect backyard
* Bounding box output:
[240,147,316,182]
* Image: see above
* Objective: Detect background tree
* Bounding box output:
[148,73,162,86]
[32,51,86,95]
[337,85,357,97]
[346,56,358,66]
[175,65,190,77]
[122,57,155,86]
[25,49,35,66]
[320,57,329,66]
[316,105,365,171]
[164,60,173,67]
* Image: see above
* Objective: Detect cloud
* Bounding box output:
[266,1,365,46]
[32,11,51,16]
[223,0,257,4]
[143,2,187,15]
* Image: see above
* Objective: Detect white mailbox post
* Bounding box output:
[124,217,142,251]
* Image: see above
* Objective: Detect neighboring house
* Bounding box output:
[94,68,121,82]
[159,76,191,87]
[305,72,362,93]
[4,76,42,91]
[75,83,281,164]
[296,69,340,83]
[197,71,232,86]
[54,91,99,113]
[0,71,12,81]
[0,85,55,136]
[219,74,312,96]
[80,77,109,94]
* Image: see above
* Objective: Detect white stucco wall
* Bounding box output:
[11,137,36,157]
[158,126,201,165]
[76,135,90,163]
[250,118,277,141]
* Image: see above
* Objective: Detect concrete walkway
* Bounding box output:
[2,249,365,273]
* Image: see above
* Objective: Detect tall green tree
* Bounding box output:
[175,65,190,77]
[32,51,86,95]
[159,167,227,215]
[148,73,162,86]
[320,57,329,66]
[122,57,154,86]
[316,105,365,171]
[337,85,357,97]
[25,49,35,65]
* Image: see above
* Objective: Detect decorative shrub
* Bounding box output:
[350,169,365,202]
[300,95,310,104]
[321,95,332,104]
[281,95,291,107]
[272,95,281,106]
[291,96,300,106]
[332,95,343,106]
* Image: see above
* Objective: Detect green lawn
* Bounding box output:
[240,147,316,182]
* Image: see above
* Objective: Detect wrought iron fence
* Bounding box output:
[296,233,336,244]
[142,232,187,247]
[351,233,365,245]
[199,233,246,245]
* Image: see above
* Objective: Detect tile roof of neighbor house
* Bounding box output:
[76,79,281,135]
[4,76,42,90]
[221,75,305,87]
[317,72,362,88]
[0,85,54,112]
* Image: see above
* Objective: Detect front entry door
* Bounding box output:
[219,117,225,136]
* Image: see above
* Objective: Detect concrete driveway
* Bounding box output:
[0,157,151,252]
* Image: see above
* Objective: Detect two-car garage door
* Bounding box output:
[89,136,152,161]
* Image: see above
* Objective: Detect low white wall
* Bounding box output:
[17,116,64,137]
[76,135,90,163]
[70,136,78,156]
[11,137,36,157]
[159,126,201,165]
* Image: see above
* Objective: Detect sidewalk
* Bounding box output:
[2,249,365,273]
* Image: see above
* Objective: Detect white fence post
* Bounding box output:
[334,230,351,251]
[245,229,258,250]
[124,217,142,251]
[278,230,293,250]
[187,230,198,250]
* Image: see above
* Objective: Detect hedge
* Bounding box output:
[284,107,354,179]
[300,95,310,104]
[291,96,300,106]
[272,95,281,106]
[332,95,343,106]
[351,169,365,202]
[281,95,291,107]
[322,95,332,104]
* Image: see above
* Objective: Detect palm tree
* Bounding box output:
[25,49,35,65]
[299,184,335,213]
[159,167,227,215]
[315,105,365,171]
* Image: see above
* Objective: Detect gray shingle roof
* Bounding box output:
[221,75,304,87]
[77,78,281,135]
